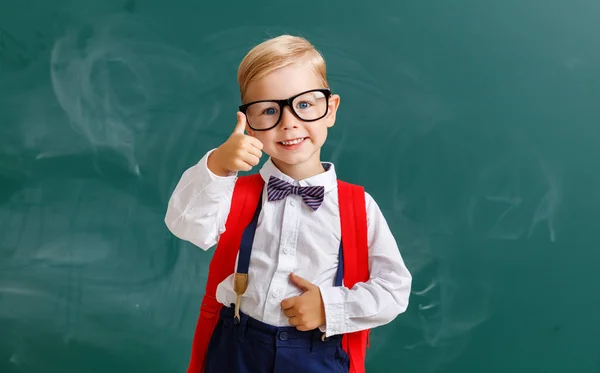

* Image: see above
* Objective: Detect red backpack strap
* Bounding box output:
[337,180,370,373]
[337,180,369,287]
[205,173,264,296]
[187,173,264,373]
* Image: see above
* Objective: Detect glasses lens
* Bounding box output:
[246,101,280,130]
[292,90,328,121]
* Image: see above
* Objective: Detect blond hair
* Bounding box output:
[237,35,328,101]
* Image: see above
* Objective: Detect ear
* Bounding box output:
[246,125,255,137]
[324,93,340,128]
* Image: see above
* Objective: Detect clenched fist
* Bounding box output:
[208,112,264,176]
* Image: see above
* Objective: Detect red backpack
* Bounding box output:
[186,174,370,373]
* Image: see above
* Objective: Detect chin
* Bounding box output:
[276,155,310,166]
[276,150,321,168]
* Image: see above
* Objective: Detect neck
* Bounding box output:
[271,158,326,181]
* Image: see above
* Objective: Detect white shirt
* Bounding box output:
[164,150,412,337]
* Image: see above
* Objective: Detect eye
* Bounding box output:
[296,101,312,109]
[263,107,277,115]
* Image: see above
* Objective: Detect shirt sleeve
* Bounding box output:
[164,149,238,250]
[318,191,412,337]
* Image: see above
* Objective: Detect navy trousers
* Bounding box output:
[204,305,350,373]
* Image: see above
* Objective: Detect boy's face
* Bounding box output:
[243,62,340,177]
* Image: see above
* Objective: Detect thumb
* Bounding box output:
[289,273,314,292]
[233,112,247,135]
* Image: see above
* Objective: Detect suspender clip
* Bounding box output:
[233,273,248,321]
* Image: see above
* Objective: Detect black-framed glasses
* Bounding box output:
[239,88,331,131]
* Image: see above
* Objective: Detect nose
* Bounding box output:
[279,106,299,130]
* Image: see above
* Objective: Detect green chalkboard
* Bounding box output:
[2,0,600,372]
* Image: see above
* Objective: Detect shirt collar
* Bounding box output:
[259,157,337,193]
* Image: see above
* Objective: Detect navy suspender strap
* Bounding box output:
[334,243,344,287]
[237,193,262,276]
[232,193,262,322]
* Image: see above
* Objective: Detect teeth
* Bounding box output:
[281,138,304,145]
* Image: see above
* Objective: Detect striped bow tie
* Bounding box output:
[267,176,325,210]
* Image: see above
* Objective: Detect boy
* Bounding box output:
[165,35,412,373]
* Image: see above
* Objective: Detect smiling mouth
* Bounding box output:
[279,137,307,146]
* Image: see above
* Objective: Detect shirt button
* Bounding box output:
[289,200,296,207]
[283,247,290,254]
[272,289,280,298]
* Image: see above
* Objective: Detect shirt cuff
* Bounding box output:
[199,149,238,193]
[318,286,347,337]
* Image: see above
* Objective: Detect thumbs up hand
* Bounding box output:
[207,112,264,176]
[281,273,326,331]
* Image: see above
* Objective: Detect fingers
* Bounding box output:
[287,316,312,331]
[282,308,296,318]
[250,137,264,151]
[246,144,263,159]
[241,152,260,168]
[281,300,316,331]
[229,151,254,171]
[232,139,262,170]
[288,316,300,327]
[281,297,295,310]
[234,161,253,172]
